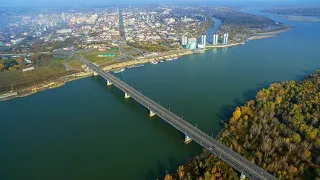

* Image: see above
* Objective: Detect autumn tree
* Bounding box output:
[0,63,4,70]
[164,174,173,180]
[230,107,241,123]
[178,166,184,178]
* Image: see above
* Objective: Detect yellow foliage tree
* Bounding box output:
[303,150,311,159]
[292,133,301,144]
[240,106,251,116]
[230,107,241,122]
[275,96,282,104]
[164,174,173,180]
[211,167,217,174]
[284,138,290,143]
[199,161,203,168]
[178,165,184,178]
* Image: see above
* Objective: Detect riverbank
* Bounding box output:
[206,42,244,48]
[247,35,277,41]
[247,27,290,41]
[0,27,290,101]
[281,15,320,22]
[101,50,194,71]
[0,50,194,101]
[249,28,289,40]
[0,71,93,101]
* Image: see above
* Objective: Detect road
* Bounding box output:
[76,55,277,180]
[0,52,50,57]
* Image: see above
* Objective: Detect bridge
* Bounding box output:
[75,55,277,180]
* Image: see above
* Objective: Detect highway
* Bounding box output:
[76,55,277,180]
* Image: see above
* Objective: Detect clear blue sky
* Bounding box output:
[1,0,318,7]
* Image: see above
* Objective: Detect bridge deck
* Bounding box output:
[76,55,277,180]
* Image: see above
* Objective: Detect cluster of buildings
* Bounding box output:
[45,10,120,45]
[180,32,229,50]
[1,6,230,54]
[0,12,65,51]
[212,33,229,45]
[122,7,208,46]
[0,8,120,52]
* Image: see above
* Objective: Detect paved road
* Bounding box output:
[0,52,50,57]
[76,55,277,180]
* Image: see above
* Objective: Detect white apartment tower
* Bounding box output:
[201,34,207,45]
[223,33,229,44]
[212,34,218,45]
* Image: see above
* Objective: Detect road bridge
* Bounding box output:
[76,55,277,180]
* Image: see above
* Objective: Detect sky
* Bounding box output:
[1,0,319,7]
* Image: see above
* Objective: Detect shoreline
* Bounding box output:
[247,27,291,41]
[247,35,277,41]
[0,71,93,101]
[0,28,288,101]
[281,15,320,22]
[247,27,290,41]
[206,42,243,48]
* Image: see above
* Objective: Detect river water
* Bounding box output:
[1,11,320,180]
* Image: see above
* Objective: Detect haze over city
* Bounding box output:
[1,0,320,7]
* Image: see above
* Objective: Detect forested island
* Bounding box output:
[165,70,320,180]
[263,7,320,16]
[171,7,287,42]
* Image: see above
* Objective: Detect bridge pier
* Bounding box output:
[184,135,192,144]
[93,71,98,76]
[124,93,131,99]
[149,110,155,117]
[240,173,246,180]
[107,80,112,86]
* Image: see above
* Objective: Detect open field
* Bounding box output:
[76,49,119,65]
[67,58,84,69]
[0,66,67,92]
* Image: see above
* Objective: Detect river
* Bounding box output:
[1,10,320,180]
